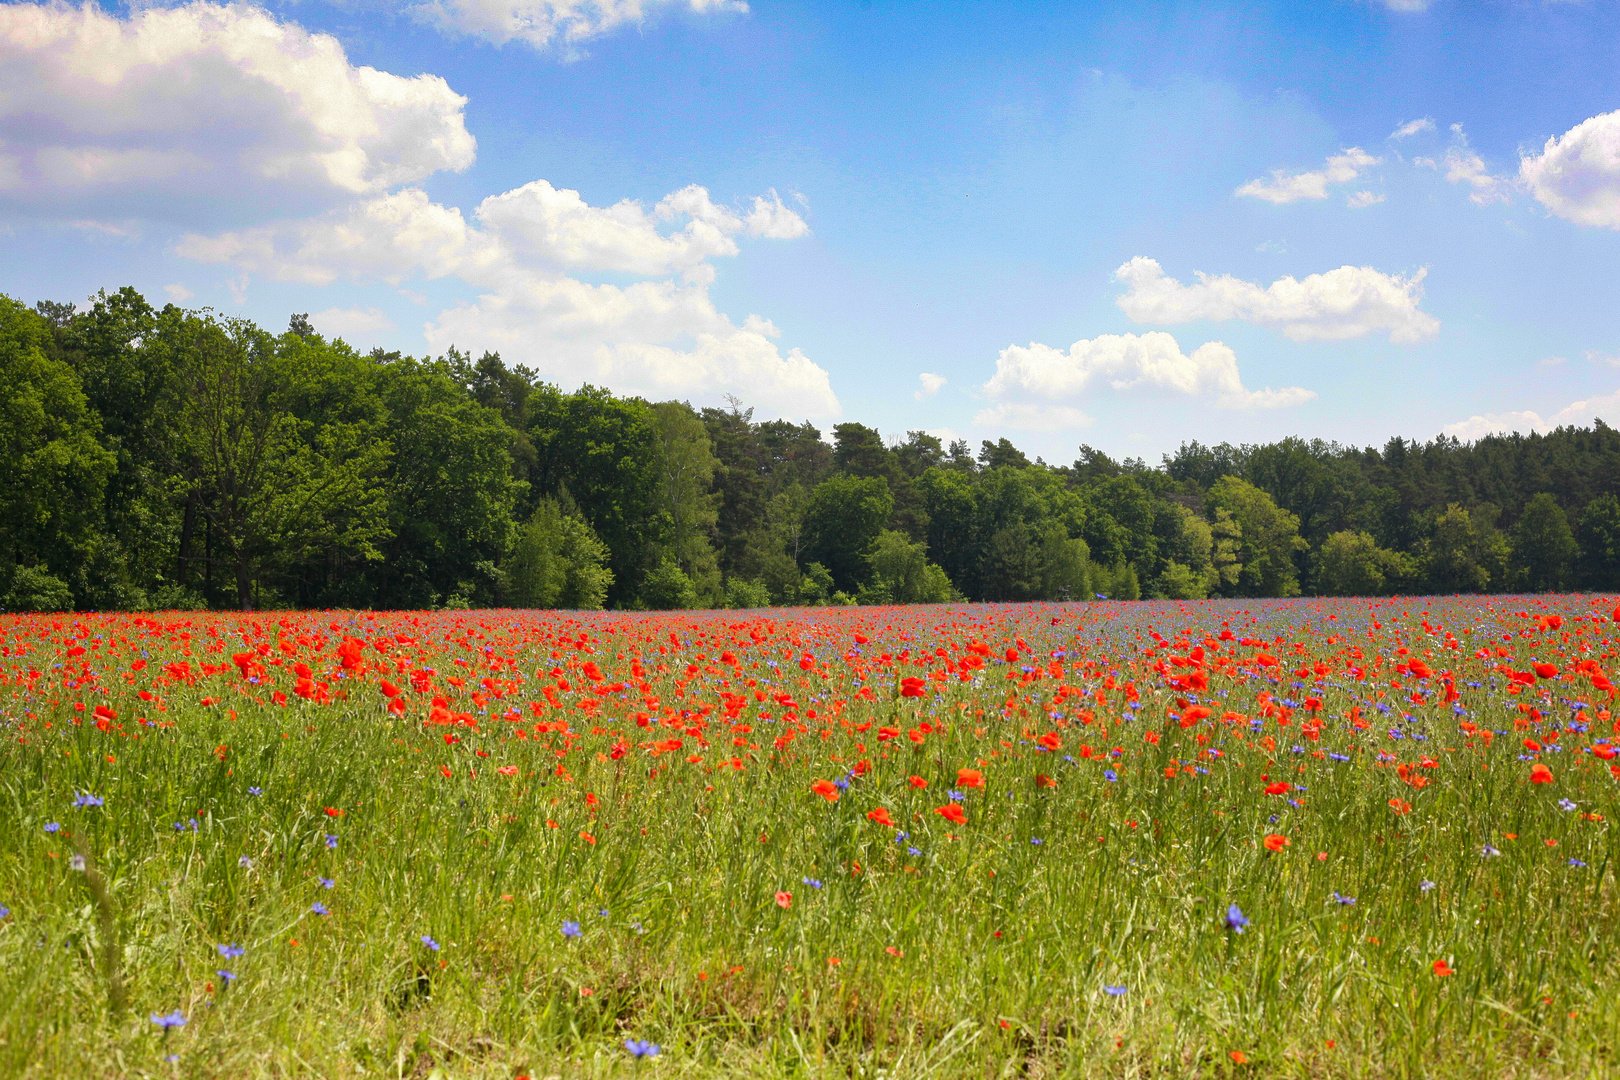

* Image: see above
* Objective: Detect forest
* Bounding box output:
[3,287,1618,612]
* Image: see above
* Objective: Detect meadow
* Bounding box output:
[1,595,1617,1079]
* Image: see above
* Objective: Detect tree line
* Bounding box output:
[3,287,1618,612]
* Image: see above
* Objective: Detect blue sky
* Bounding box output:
[3,0,1618,462]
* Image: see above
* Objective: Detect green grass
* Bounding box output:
[1,599,1617,1078]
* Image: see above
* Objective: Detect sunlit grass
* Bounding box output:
[1,597,1617,1078]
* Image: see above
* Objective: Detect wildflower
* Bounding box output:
[624,1038,661,1058]
[325,834,339,849]
[0,905,9,919]
[957,768,984,788]
[1568,858,1588,867]
[247,787,262,796]
[810,779,839,802]
[908,775,928,788]
[1103,769,1118,782]
[1529,763,1554,784]
[311,902,329,915]
[1420,880,1436,892]
[803,877,823,889]
[1225,904,1250,933]
[1332,892,1356,905]
[217,944,245,958]
[561,920,582,938]
[150,1010,187,1029]
[238,856,253,868]
[317,877,335,889]
[72,793,103,808]
[1229,1051,1249,1064]
[216,969,236,982]
[420,934,441,950]
[908,846,922,856]
[935,804,967,826]
[1262,834,1288,852]
[69,854,86,872]
[947,790,965,802]
[1482,844,1501,857]
[1558,798,1577,812]
[1103,985,1127,995]
[44,823,60,834]
[1432,959,1455,977]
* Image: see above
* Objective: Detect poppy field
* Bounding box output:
[3,596,1619,1079]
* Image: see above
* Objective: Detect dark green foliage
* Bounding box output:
[801,474,894,593]
[6,284,1620,611]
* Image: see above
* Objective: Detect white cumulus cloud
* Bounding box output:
[177,179,836,418]
[312,306,397,338]
[1114,257,1439,343]
[0,1,475,222]
[1347,190,1385,208]
[981,331,1314,411]
[915,372,946,400]
[410,0,745,50]
[1235,148,1378,204]
[1520,109,1620,230]
[1442,387,1620,440]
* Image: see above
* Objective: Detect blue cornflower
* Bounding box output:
[948,790,965,802]
[1103,985,1127,996]
[44,822,60,833]
[216,969,236,982]
[421,935,440,951]
[624,1038,661,1058]
[1420,880,1436,892]
[317,877,335,889]
[1568,858,1588,868]
[894,830,909,842]
[561,920,582,938]
[72,793,103,808]
[803,877,823,889]
[1031,838,1043,845]
[1332,892,1356,906]
[311,902,329,916]
[1558,798,1577,812]
[1225,904,1250,933]
[908,846,921,856]
[238,856,253,868]
[324,834,339,849]
[0,905,9,919]
[150,1010,187,1029]
[217,944,244,958]
[1328,752,1350,762]
[833,777,850,791]
[247,787,262,796]
[1482,844,1501,858]
[1103,769,1118,782]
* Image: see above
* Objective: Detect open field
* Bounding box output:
[2,596,1618,1079]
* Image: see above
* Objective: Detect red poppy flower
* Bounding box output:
[1263,834,1289,852]
[935,804,967,826]
[866,807,895,827]
[957,769,984,788]
[1529,763,1554,784]
[1433,959,1454,977]
[810,779,840,802]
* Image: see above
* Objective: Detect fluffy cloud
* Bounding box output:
[178,179,837,417]
[1114,257,1439,343]
[313,306,397,337]
[1442,387,1620,441]
[1520,109,1620,230]
[915,372,946,400]
[1390,117,1434,140]
[1346,190,1385,209]
[1234,148,1378,204]
[981,331,1314,411]
[410,0,745,49]
[0,2,474,222]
